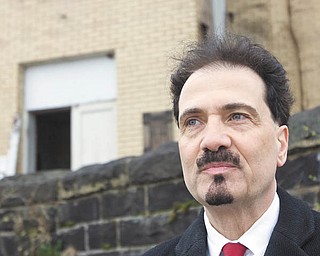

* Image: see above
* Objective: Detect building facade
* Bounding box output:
[0,0,200,174]
[0,0,319,175]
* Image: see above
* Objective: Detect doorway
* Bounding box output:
[34,109,70,171]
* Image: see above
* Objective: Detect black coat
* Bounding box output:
[142,187,320,256]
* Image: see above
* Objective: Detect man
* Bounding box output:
[143,34,320,255]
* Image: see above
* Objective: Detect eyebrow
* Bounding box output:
[179,107,203,127]
[221,103,260,118]
[178,102,260,126]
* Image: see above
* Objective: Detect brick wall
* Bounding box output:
[0,0,199,170]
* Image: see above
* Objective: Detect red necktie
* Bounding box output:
[222,243,247,256]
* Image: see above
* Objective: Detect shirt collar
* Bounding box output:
[204,192,280,256]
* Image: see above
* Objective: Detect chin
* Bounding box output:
[205,174,234,206]
[205,191,234,206]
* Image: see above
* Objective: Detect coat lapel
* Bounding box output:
[264,187,315,256]
[175,209,208,256]
[264,232,309,256]
[173,187,317,256]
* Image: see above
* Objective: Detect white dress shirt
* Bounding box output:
[204,193,280,256]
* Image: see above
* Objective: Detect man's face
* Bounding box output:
[178,66,289,209]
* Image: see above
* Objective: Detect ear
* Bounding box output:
[277,125,289,167]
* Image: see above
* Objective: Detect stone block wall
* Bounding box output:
[0,143,199,256]
[0,106,319,255]
[277,105,320,209]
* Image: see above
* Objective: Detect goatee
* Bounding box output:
[205,174,234,206]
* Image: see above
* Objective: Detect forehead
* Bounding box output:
[179,66,268,117]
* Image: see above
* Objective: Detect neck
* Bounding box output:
[204,190,276,240]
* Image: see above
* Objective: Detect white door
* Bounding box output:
[24,56,117,173]
[71,101,117,171]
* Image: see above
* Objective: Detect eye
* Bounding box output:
[229,113,248,121]
[186,118,201,126]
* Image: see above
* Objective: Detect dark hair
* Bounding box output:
[171,34,294,126]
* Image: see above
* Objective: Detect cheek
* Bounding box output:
[241,133,279,176]
[178,139,197,166]
[178,139,199,183]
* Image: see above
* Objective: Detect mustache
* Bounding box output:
[196,148,240,169]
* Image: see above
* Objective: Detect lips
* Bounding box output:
[199,161,238,174]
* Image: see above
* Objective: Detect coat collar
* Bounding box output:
[264,187,315,256]
[175,187,316,256]
[175,208,208,256]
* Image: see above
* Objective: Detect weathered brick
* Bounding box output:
[148,180,194,212]
[277,153,320,189]
[60,159,131,199]
[287,105,320,152]
[102,187,144,218]
[0,235,18,256]
[58,197,100,226]
[88,222,117,250]
[56,227,85,251]
[32,179,59,203]
[0,196,25,208]
[0,171,66,207]
[119,209,199,247]
[129,142,183,184]
[0,210,15,231]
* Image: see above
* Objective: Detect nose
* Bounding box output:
[199,119,232,152]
